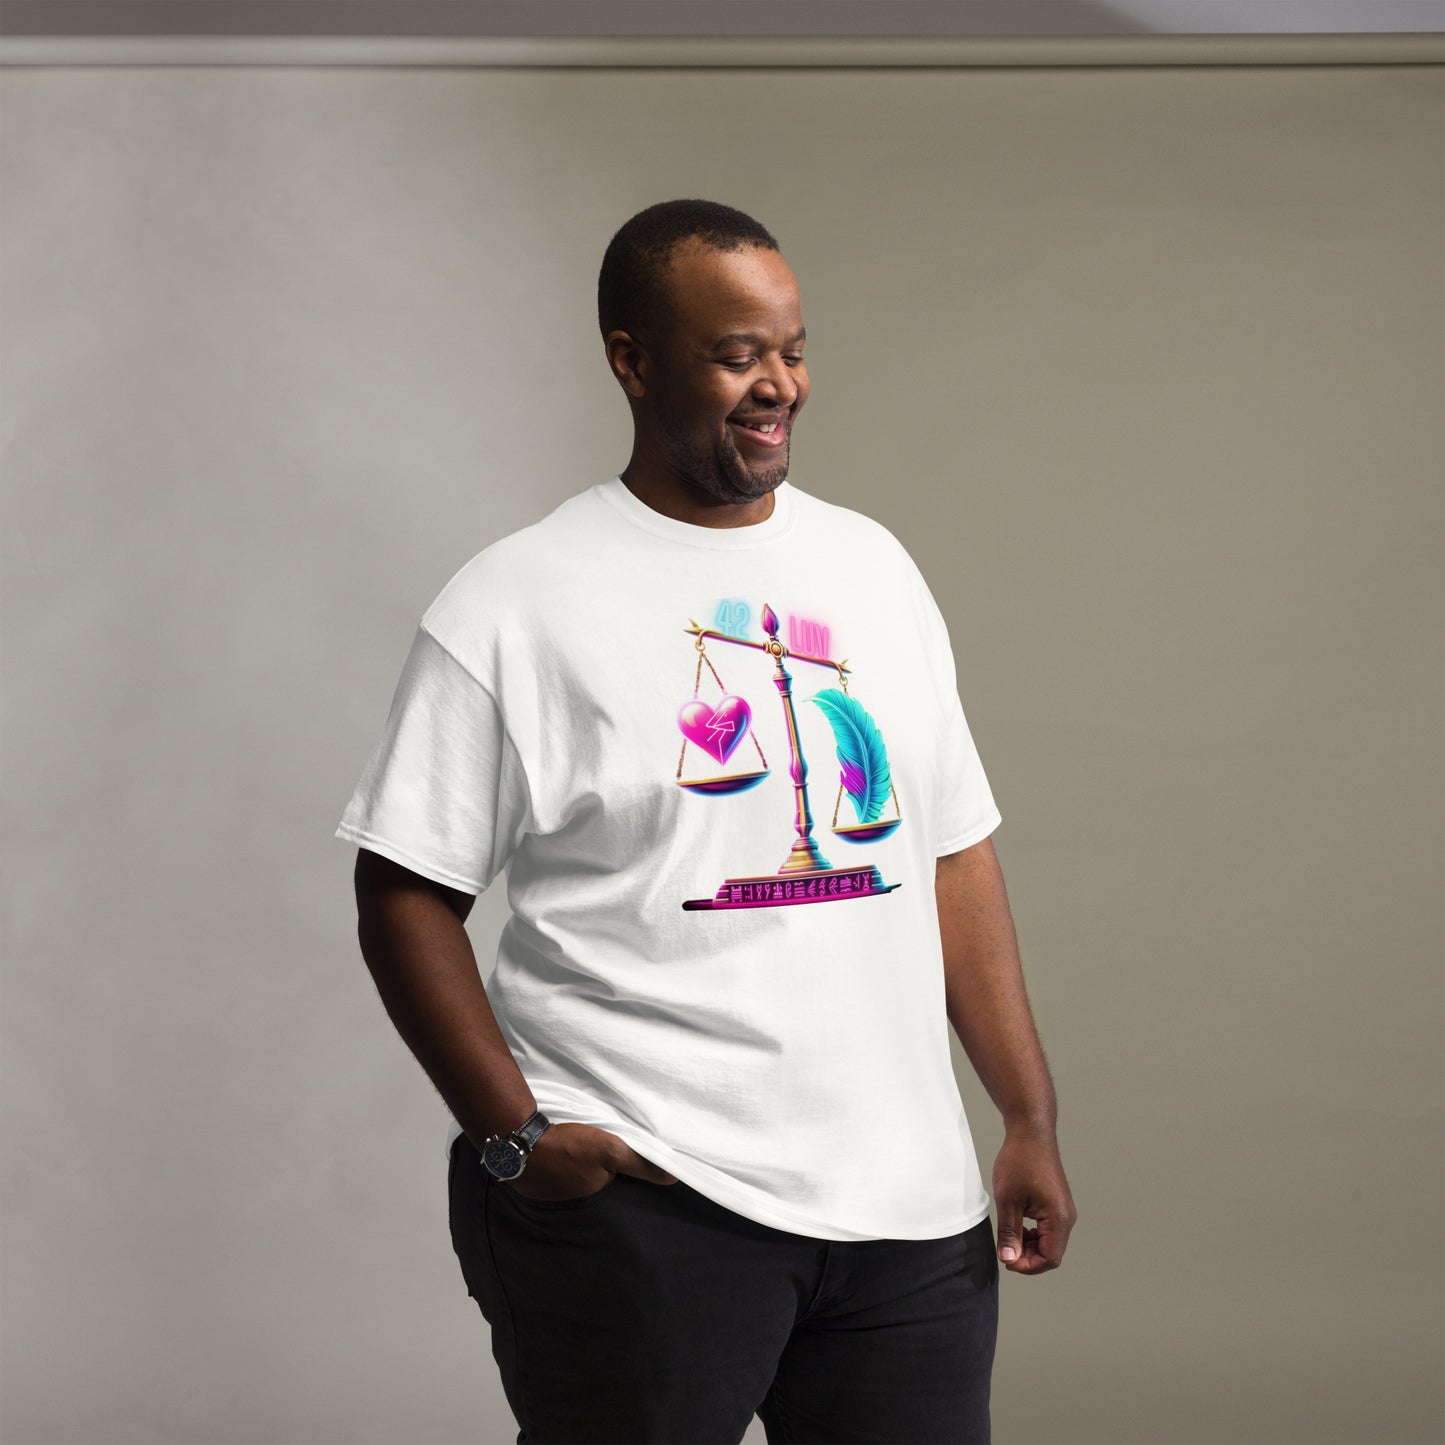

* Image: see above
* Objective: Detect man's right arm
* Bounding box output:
[351,847,676,1196]
[351,847,539,1148]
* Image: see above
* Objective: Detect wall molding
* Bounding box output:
[2,32,1442,68]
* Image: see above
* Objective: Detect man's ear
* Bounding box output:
[605,329,648,400]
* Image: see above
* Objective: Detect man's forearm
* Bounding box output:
[356,872,537,1149]
[936,838,1057,1133]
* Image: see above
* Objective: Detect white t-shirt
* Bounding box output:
[335,474,1001,1241]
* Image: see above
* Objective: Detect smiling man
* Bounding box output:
[338,198,1075,1444]
[612,232,809,519]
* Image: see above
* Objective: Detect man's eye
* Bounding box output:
[722,356,804,370]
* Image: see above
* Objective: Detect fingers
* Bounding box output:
[1000,1224,1061,1274]
[583,1128,678,1186]
[620,1144,679,1186]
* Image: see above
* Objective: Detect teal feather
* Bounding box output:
[810,689,892,825]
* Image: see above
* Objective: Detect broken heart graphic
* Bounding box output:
[677,695,752,766]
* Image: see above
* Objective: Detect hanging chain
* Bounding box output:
[675,645,705,780]
[677,633,769,780]
[829,661,901,828]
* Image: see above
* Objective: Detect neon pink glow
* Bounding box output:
[787,615,830,658]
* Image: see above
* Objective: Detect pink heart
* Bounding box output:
[678,695,752,766]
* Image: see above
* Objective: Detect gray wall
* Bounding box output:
[3,37,1442,1445]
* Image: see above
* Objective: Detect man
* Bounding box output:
[337,198,1075,1445]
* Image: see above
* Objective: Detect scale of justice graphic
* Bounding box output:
[674,601,903,911]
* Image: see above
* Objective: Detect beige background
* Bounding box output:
[2,40,1442,1445]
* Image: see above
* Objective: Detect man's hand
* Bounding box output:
[505,1122,679,1203]
[992,1124,1076,1273]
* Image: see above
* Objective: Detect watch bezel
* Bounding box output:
[481,1135,528,1180]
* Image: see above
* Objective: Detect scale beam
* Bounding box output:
[683,620,850,680]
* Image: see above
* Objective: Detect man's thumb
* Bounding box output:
[996,1209,1022,1262]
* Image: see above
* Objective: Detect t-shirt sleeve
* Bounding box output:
[909,565,1002,855]
[934,680,1002,855]
[334,623,533,894]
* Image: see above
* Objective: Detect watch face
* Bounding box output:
[482,1138,524,1179]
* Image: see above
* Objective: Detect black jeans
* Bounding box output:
[447,1132,998,1444]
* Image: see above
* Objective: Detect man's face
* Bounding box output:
[636,241,810,506]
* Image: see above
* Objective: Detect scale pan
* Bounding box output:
[676,769,769,796]
[833,819,902,843]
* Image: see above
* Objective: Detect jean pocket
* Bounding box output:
[501,1170,626,1211]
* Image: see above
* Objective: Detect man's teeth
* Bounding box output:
[738,421,777,432]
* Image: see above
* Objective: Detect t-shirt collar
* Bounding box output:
[594,474,797,550]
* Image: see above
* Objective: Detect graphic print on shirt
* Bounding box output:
[673,596,903,912]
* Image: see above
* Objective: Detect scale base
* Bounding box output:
[682,863,901,911]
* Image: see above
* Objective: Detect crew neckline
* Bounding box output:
[594,474,797,549]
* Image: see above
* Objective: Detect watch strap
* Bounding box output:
[512,1109,550,1152]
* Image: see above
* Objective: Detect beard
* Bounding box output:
[655,414,790,506]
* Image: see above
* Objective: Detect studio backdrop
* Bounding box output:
[2,31,1441,1445]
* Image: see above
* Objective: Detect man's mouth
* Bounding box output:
[728,415,789,448]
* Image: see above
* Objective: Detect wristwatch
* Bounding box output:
[480,1109,552,1180]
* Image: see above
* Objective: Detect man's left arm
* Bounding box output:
[937,835,1077,1273]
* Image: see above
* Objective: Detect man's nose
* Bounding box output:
[752,359,799,407]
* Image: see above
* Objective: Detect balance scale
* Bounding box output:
[676,601,902,911]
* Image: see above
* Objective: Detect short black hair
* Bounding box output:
[597,199,780,355]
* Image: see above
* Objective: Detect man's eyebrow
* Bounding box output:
[709,328,807,349]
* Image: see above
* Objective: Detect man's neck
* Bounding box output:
[618,466,778,531]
